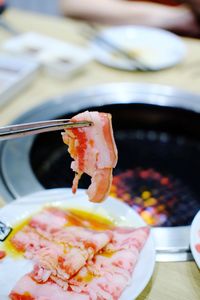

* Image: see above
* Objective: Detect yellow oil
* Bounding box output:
[101,251,114,258]
[73,270,94,283]
[68,208,114,230]
[3,217,31,258]
[2,207,114,258]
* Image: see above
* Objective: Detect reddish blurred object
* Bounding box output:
[127,0,181,5]
[0,0,6,14]
[0,250,6,260]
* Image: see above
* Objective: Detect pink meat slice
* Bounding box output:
[11,226,112,281]
[68,226,150,300]
[104,226,150,252]
[9,273,90,300]
[49,226,113,253]
[69,253,133,299]
[9,207,150,300]
[29,207,68,233]
[10,207,70,254]
[62,111,118,202]
[10,225,53,255]
[31,227,112,285]
[10,209,113,286]
[28,207,105,233]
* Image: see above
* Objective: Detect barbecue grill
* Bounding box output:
[0,82,200,261]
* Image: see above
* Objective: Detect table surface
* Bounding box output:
[0,8,200,300]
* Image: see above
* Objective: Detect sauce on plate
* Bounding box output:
[2,207,114,258]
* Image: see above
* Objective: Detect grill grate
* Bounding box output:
[111,168,200,227]
[30,128,200,228]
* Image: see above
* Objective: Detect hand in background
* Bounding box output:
[166,5,200,38]
[184,0,200,21]
[60,0,200,38]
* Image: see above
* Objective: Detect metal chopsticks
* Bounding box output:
[93,35,152,71]
[0,119,93,140]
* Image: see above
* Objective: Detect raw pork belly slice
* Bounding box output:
[28,207,69,233]
[10,225,52,254]
[10,207,69,253]
[9,273,90,300]
[104,226,150,252]
[48,226,113,253]
[62,111,118,202]
[28,207,99,233]
[9,207,150,300]
[69,226,150,300]
[10,209,113,287]
[31,227,112,285]
[69,253,133,300]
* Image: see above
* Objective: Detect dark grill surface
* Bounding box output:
[110,129,200,226]
[30,104,200,227]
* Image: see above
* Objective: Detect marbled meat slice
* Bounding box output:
[62,111,118,202]
[9,207,150,300]
[10,209,113,286]
[68,226,150,300]
[9,273,90,300]
[28,207,69,233]
[31,227,112,286]
[104,226,150,252]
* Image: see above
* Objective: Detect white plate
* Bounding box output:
[190,210,200,268]
[0,188,155,300]
[90,25,186,71]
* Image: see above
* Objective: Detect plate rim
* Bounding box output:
[90,25,186,71]
[190,209,200,268]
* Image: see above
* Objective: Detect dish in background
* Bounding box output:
[2,32,93,79]
[0,53,38,107]
[43,49,91,80]
[190,210,200,268]
[0,188,155,300]
[90,26,186,71]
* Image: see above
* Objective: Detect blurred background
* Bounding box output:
[0,0,200,267]
[0,0,200,296]
[6,0,60,16]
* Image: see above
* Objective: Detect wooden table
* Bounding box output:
[0,9,200,300]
